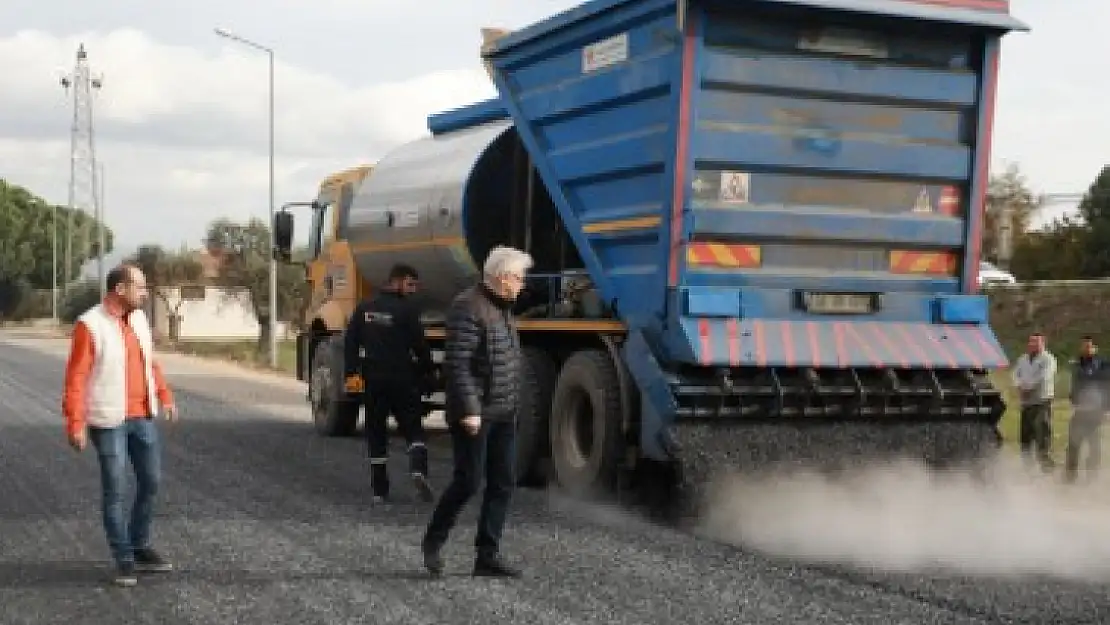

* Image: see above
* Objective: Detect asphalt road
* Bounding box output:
[1,330,1108,625]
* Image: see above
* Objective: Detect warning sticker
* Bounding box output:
[719,171,751,204]
[582,32,629,73]
[912,188,932,213]
[938,186,960,216]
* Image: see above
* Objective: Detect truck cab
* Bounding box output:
[294,165,373,436]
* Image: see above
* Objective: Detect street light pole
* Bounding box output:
[98,162,106,299]
[214,27,278,369]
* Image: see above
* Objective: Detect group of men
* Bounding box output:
[63,245,534,586]
[342,247,533,579]
[60,249,1110,589]
[1012,332,1108,483]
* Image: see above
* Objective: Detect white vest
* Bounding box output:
[77,304,161,428]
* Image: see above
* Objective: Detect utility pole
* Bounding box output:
[60,43,103,297]
[997,201,1014,270]
[214,27,278,368]
[98,163,106,298]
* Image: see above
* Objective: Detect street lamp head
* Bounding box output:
[214,27,231,38]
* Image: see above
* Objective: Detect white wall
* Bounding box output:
[152,286,289,341]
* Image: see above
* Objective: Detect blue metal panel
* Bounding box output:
[671,317,1009,368]
[699,51,979,106]
[485,0,682,322]
[692,127,972,179]
[622,327,679,460]
[684,286,742,317]
[675,285,940,322]
[936,293,989,324]
[690,208,965,247]
[427,98,509,136]
[691,174,968,217]
[698,91,969,147]
[683,271,961,294]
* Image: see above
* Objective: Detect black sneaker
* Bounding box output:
[113,561,138,587]
[135,548,174,573]
[423,541,444,578]
[473,553,521,578]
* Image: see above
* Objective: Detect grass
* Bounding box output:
[170,339,298,374]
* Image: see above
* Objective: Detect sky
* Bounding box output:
[0,0,1101,260]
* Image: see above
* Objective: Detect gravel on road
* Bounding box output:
[1,332,1107,624]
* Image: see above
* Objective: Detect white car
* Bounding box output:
[978,261,1016,286]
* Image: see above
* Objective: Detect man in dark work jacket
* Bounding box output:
[421,246,533,579]
[1065,335,1109,484]
[345,263,435,503]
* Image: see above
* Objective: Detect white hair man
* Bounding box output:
[421,245,533,578]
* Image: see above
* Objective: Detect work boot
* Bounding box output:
[371,463,390,503]
[473,550,521,578]
[422,540,444,578]
[408,444,434,502]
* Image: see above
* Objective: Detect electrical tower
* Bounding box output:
[59,43,103,302]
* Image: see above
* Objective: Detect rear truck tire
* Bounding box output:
[309,335,360,437]
[515,347,557,487]
[549,349,624,500]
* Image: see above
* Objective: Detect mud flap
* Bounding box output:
[665,419,1001,527]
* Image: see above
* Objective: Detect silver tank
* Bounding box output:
[346,119,512,317]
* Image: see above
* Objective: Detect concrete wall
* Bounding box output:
[152,285,289,342]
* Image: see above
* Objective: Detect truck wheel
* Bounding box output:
[515,347,556,486]
[549,349,624,499]
[310,335,360,437]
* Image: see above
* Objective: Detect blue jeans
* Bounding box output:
[88,417,162,565]
[423,419,516,556]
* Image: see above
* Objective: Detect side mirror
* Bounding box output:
[273,210,294,262]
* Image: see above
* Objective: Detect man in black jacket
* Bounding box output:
[345,264,435,503]
[421,245,533,579]
[1065,335,1108,484]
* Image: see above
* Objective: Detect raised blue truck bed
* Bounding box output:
[425,0,1026,465]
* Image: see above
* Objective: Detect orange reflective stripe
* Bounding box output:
[686,243,762,268]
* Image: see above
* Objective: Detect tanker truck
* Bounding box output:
[273,0,1027,513]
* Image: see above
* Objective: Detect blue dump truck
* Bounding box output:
[273,0,1028,515]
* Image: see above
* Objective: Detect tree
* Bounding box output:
[1077,165,1110,278]
[982,163,1039,265]
[1009,215,1086,281]
[128,244,205,341]
[203,217,304,351]
[0,179,113,317]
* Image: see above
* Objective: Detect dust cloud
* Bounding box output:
[697,455,1110,582]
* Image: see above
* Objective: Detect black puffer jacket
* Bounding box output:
[443,283,523,424]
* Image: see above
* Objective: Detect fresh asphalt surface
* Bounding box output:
[1,329,1108,624]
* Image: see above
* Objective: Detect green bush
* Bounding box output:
[59,280,102,323]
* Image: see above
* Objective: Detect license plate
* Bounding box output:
[802,292,873,314]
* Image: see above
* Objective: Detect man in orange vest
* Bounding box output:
[62,262,178,587]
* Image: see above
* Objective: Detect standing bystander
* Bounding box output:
[1064,335,1108,484]
[1012,332,1057,472]
[421,246,533,579]
[62,262,177,587]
